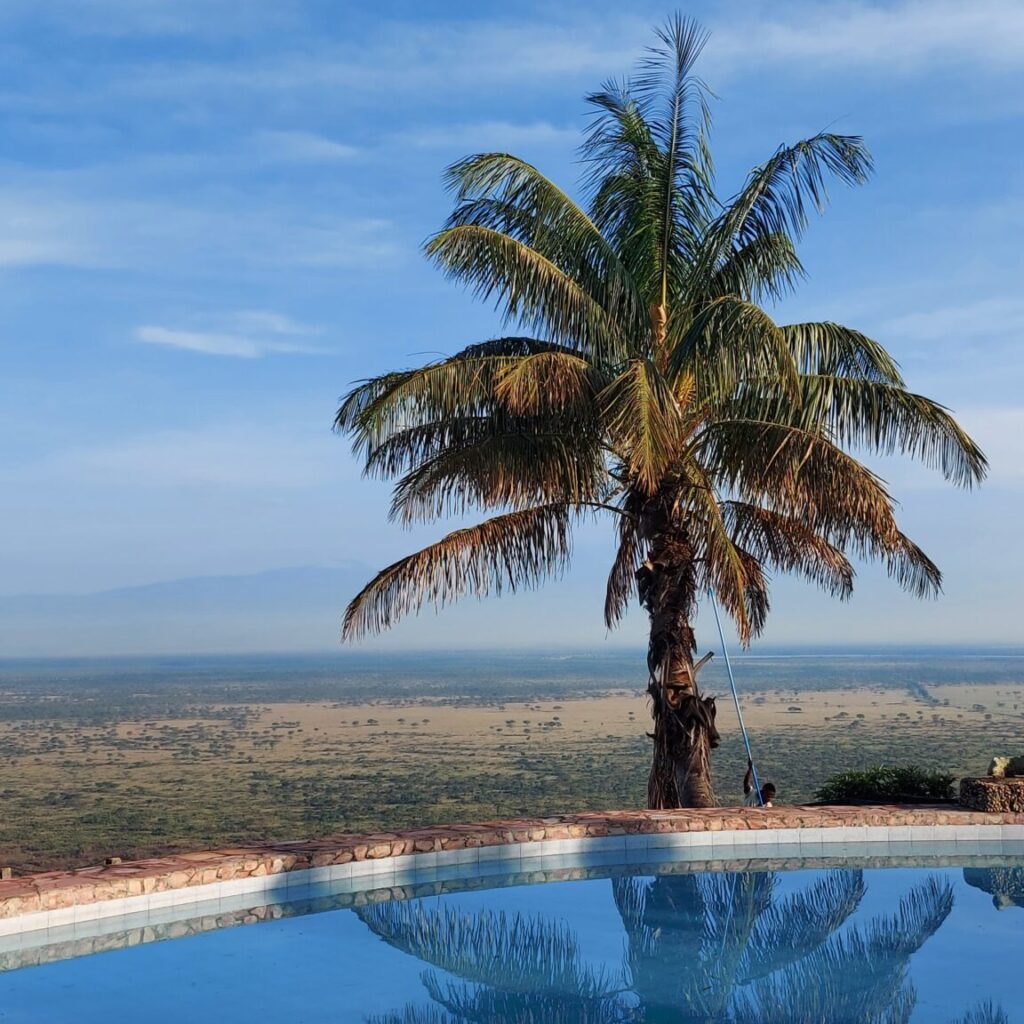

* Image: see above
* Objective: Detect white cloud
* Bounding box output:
[0,193,105,268]
[881,296,1024,342]
[91,1,1024,109]
[0,189,403,272]
[706,0,1024,75]
[399,120,580,150]
[134,325,321,359]
[252,130,360,163]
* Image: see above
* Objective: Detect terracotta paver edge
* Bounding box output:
[2,805,1022,919]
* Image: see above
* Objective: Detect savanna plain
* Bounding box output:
[0,649,1020,873]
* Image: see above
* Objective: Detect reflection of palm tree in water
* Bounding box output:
[358,868,1007,1024]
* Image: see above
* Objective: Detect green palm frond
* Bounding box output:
[710,231,805,304]
[728,375,987,487]
[781,321,904,383]
[600,359,687,493]
[713,132,873,253]
[341,504,574,639]
[668,295,799,400]
[426,225,626,361]
[443,153,646,336]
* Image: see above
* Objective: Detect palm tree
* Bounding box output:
[356,866,997,1023]
[336,16,986,807]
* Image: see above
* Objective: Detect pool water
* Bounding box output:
[0,857,1021,1023]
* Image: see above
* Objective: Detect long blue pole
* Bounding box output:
[708,592,764,806]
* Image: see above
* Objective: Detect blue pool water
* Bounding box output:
[0,857,1021,1023]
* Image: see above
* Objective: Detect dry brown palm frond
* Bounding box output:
[388,431,604,525]
[686,482,768,644]
[722,501,854,599]
[342,504,575,639]
[494,351,599,415]
[604,514,643,629]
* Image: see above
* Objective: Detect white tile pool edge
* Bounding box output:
[3,823,1023,939]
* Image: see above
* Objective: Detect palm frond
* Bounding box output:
[426,225,626,361]
[668,295,799,400]
[743,375,987,487]
[600,359,687,493]
[697,418,942,597]
[634,14,715,300]
[738,870,865,982]
[782,321,904,383]
[718,132,872,248]
[341,504,574,639]
[710,231,805,304]
[953,1003,1011,1024]
[388,431,603,524]
[723,500,855,599]
[443,152,646,336]
[494,350,600,415]
[422,974,625,1024]
[604,503,642,628]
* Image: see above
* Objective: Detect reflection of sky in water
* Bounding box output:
[0,864,1020,1023]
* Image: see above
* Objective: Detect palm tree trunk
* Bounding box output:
[647,644,717,809]
[639,517,718,810]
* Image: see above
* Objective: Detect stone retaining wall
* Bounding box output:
[960,777,1024,813]
[1,804,1021,926]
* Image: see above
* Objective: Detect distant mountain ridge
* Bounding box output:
[0,565,374,656]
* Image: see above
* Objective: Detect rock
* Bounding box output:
[988,756,1024,778]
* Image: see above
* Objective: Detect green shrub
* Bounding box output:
[815,765,956,803]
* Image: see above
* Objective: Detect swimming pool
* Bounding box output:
[0,843,1021,1022]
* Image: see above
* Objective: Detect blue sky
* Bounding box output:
[1,0,1022,652]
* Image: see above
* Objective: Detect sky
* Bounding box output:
[1,0,1022,654]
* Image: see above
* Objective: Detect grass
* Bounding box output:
[0,670,1020,873]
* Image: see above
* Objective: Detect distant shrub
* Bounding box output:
[815,765,956,804]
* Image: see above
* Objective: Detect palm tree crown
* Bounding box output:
[336,15,985,806]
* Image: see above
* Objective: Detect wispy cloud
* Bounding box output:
[134,310,324,358]
[398,120,580,150]
[881,296,1024,342]
[77,0,1024,110]
[707,0,1024,76]
[252,129,360,163]
[134,326,317,359]
[0,190,403,273]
